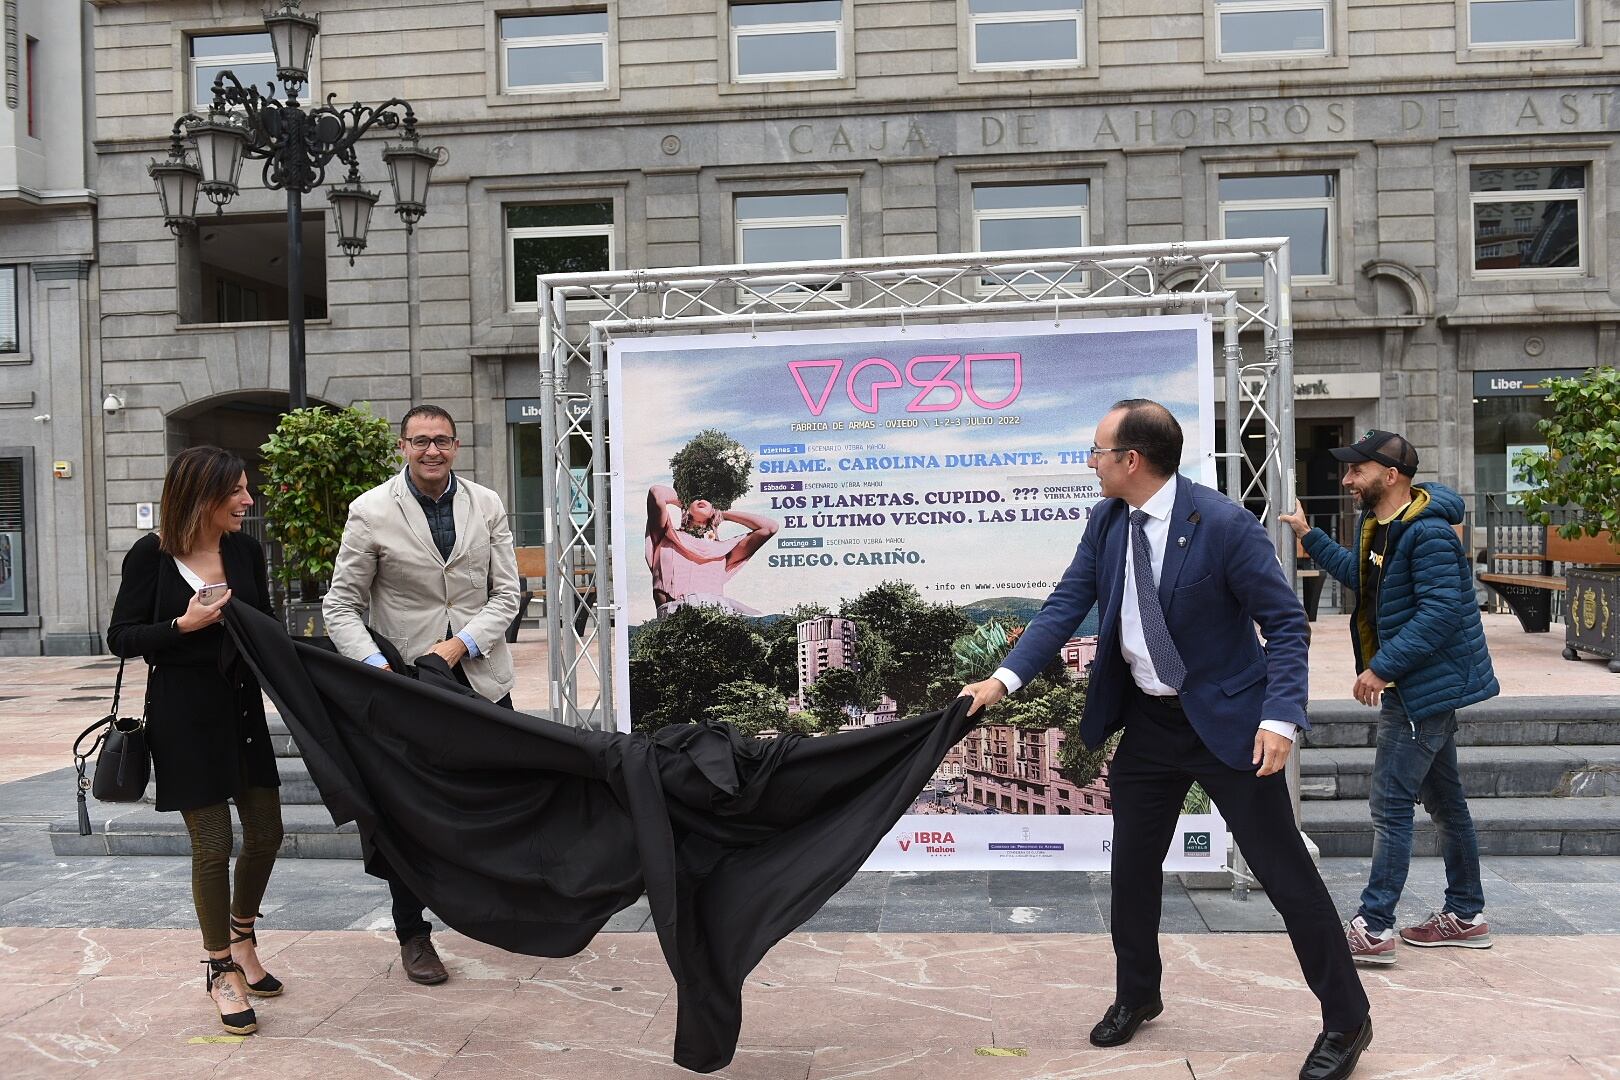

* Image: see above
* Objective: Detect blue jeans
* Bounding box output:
[1356,693,1485,933]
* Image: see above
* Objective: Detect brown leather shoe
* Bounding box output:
[399,933,448,985]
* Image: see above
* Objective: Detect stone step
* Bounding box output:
[135,755,323,807]
[1301,796,1620,857]
[1302,695,1620,749]
[50,802,360,859]
[1300,745,1620,801]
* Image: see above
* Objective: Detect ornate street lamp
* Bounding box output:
[327,167,379,266]
[147,131,201,235]
[150,0,440,410]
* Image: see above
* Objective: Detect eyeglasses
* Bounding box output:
[1085,446,1135,465]
[404,435,457,451]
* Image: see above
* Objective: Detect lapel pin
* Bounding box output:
[1177,536,1188,548]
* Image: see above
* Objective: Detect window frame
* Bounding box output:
[498,11,611,95]
[186,30,318,111]
[1214,0,1331,60]
[970,182,1090,297]
[967,1,1084,72]
[732,191,850,295]
[1465,0,1580,50]
[1217,173,1338,286]
[0,451,31,619]
[505,205,617,312]
[1467,166,1587,280]
[728,1,845,84]
[0,267,20,356]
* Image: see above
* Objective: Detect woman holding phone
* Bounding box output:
[107,445,283,1035]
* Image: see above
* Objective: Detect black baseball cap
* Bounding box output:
[1330,429,1418,476]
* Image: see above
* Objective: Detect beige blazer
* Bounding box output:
[323,470,521,703]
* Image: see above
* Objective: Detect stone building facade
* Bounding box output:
[17,0,1620,650]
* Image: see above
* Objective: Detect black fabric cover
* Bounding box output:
[223,601,976,1073]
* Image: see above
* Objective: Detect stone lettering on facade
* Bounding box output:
[780,93,1618,160]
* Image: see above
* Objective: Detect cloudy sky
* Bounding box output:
[608,315,1214,635]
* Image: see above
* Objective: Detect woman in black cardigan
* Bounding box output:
[107,446,283,1035]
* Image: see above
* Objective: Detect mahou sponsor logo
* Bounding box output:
[897,830,956,855]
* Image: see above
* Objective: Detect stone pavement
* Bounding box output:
[2,921,1618,1079]
[2,615,1618,1077]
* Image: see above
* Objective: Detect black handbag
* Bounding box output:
[73,572,163,834]
[72,656,152,832]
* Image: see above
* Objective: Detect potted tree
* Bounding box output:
[1513,365,1620,671]
[259,404,400,636]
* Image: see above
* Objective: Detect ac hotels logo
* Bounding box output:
[897,830,956,855]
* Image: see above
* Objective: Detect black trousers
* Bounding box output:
[389,670,513,941]
[1108,688,1369,1033]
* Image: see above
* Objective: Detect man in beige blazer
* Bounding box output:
[323,403,521,984]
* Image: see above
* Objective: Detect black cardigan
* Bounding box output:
[106,531,279,811]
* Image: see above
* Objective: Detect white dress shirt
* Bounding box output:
[993,476,1297,742]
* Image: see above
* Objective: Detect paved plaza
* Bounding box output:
[1,614,1618,1078]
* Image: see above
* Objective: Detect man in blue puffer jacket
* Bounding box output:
[1281,430,1499,967]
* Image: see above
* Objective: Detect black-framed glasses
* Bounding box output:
[1084,446,1135,465]
[404,435,457,451]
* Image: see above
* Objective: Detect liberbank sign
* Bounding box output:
[758,90,1620,159]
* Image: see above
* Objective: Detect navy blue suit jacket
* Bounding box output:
[1000,476,1310,771]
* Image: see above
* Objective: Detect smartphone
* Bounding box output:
[196,583,229,606]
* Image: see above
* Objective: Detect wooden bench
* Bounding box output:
[1480,529,1620,634]
[507,546,598,642]
[1297,522,1469,622]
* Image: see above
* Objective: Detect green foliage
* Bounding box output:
[840,580,974,717]
[1183,783,1211,815]
[628,605,772,732]
[259,404,400,585]
[705,680,792,738]
[951,620,1013,683]
[1514,365,1620,543]
[670,428,753,511]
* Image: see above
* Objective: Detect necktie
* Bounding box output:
[1130,509,1186,691]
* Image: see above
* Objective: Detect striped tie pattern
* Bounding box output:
[1130,509,1186,690]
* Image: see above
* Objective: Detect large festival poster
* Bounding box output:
[608,315,1225,871]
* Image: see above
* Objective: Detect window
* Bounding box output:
[735,192,848,268]
[189,32,278,109]
[1218,174,1335,284]
[179,214,327,325]
[1468,0,1579,48]
[968,0,1083,70]
[25,37,38,137]
[0,268,17,353]
[0,457,27,615]
[507,202,615,309]
[1469,166,1584,276]
[499,12,609,93]
[730,1,843,82]
[972,182,1088,295]
[1215,0,1330,58]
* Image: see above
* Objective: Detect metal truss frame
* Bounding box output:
[535,238,1296,734]
[536,239,1298,897]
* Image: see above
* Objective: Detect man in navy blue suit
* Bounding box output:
[960,399,1370,1080]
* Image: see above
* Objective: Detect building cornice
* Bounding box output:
[89,73,1620,153]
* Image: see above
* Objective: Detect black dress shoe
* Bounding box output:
[1299,1015,1373,1080]
[1088,1000,1164,1047]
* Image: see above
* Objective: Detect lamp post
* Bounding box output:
[147,0,439,410]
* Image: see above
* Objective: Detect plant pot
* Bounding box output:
[285,600,327,640]
[1563,568,1620,673]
